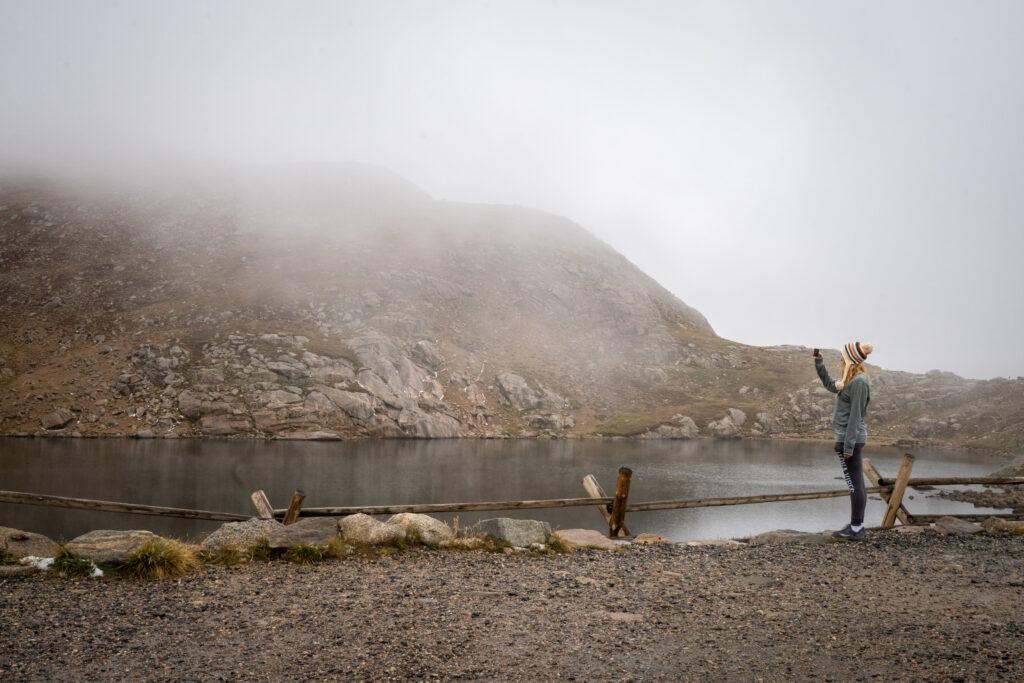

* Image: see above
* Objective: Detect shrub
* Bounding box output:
[283,544,326,564]
[50,547,95,578]
[0,550,17,566]
[120,539,198,580]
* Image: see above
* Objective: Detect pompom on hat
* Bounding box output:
[840,341,873,366]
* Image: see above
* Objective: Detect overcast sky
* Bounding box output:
[3,1,1022,379]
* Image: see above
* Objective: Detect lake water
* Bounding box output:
[0,437,1012,542]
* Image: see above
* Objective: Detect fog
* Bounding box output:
[2,1,1022,379]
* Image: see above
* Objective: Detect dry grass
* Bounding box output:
[282,544,326,564]
[120,539,199,580]
[50,547,95,579]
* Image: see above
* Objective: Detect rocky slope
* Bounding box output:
[1,165,1022,450]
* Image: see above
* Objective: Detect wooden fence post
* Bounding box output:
[862,457,912,526]
[608,467,633,538]
[250,489,275,520]
[881,454,915,529]
[583,474,630,537]
[283,490,306,525]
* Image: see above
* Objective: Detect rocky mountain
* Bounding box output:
[1,164,1022,451]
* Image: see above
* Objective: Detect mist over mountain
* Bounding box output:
[2,165,1022,449]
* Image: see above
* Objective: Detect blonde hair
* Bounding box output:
[840,361,866,387]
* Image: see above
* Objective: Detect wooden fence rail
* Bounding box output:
[0,490,249,522]
[4,453,1022,537]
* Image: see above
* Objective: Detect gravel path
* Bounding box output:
[2,531,1023,681]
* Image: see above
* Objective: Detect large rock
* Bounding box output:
[397,407,463,438]
[201,517,283,550]
[0,526,60,559]
[638,417,698,439]
[316,386,375,420]
[495,372,565,411]
[746,530,833,546]
[551,528,622,551]
[65,530,161,563]
[40,408,76,430]
[412,340,444,370]
[200,413,253,436]
[933,516,983,536]
[177,390,234,419]
[706,411,741,438]
[385,513,454,546]
[336,514,413,545]
[265,517,342,549]
[526,413,575,431]
[472,518,551,547]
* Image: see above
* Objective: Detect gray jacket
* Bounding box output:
[815,357,870,454]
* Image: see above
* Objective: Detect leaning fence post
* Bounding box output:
[863,457,912,526]
[250,489,275,520]
[283,490,306,526]
[583,474,629,537]
[881,454,915,529]
[608,467,633,538]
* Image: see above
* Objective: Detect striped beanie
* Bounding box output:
[841,341,873,366]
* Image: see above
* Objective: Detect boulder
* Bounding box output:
[933,516,983,536]
[65,530,161,563]
[412,340,444,370]
[265,517,342,549]
[706,412,740,438]
[40,408,75,430]
[397,407,463,438]
[981,517,1024,536]
[200,414,253,436]
[0,526,60,559]
[638,417,698,439]
[194,367,224,384]
[726,408,747,427]
[495,372,553,411]
[526,413,575,430]
[551,528,622,551]
[177,390,234,419]
[201,517,283,550]
[746,530,834,546]
[337,514,407,545]
[385,513,454,546]
[472,518,551,547]
[315,387,375,421]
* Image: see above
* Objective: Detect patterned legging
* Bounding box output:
[835,442,867,526]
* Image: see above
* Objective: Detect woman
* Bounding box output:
[814,342,873,540]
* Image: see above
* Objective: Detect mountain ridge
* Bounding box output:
[1,166,1021,451]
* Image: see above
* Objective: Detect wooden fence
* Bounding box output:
[2,453,1022,538]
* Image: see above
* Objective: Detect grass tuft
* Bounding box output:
[120,539,198,580]
[0,550,18,566]
[545,535,573,554]
[282,544,326,564]
[200,544,245,566]
[50,547,96,579]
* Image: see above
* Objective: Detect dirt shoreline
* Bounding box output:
[2,531,1022,681]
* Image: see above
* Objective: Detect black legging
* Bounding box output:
[835,442,867,526]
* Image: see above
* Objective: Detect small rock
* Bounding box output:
[551,529,621,551]
[632,533,673,545]
[981,517,1024,536]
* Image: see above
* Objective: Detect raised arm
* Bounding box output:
[814,355,838,394]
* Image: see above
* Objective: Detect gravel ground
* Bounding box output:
[2,531,1023,682]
